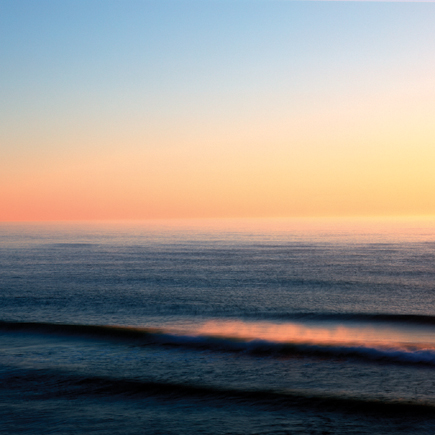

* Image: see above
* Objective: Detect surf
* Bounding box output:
[2,318,435,366]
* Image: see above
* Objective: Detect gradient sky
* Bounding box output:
[1,0,434,221]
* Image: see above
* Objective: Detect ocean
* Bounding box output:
[1,218,435,434]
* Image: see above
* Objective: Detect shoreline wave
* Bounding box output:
[2,320,435,367]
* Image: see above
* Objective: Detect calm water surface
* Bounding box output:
[1,219,435,434]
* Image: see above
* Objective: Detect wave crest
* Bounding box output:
[2,319,435,366]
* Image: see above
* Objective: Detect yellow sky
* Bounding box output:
[2,98,434,220]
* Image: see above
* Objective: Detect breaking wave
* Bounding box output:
[1,319,435,367]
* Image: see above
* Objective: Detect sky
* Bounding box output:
[1,0,434,221]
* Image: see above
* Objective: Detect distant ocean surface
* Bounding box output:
[1,218,435,434]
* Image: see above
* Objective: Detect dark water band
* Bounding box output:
[264,312,435,326]
[3,368,435,418]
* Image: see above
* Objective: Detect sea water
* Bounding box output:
[1,218,435,434]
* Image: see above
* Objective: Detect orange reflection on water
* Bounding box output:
[170,320,435,350]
